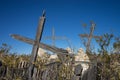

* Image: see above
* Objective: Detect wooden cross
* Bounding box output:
[44,27,56,46]
[79,22,102,53]
[44,27,69,47]
[11,11,45,80]
[11,11,72,79]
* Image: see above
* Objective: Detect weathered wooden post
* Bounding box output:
[11,11,46,80]
[28,11,46,80]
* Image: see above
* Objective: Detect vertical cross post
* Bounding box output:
[51,27,55,46]
[46,27,56,46]
[44,27,58,47]
[28,11,46,80]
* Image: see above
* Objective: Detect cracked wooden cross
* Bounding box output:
[10,11,70,80]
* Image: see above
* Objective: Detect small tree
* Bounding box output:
[96,33,113,55]
[0,43,11,55]
[113,36,120,53]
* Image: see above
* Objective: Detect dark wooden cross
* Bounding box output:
[10,11,70,80]
[79,22,102,53]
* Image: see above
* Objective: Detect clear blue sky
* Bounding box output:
[0,0,120,54]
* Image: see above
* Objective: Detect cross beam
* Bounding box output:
[11,34,68,53]
[10,34,74,64]
[79,23,102,53]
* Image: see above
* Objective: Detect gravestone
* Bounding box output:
[74,64,83,76]
[82,65,97,80]
[73,64,83,80]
